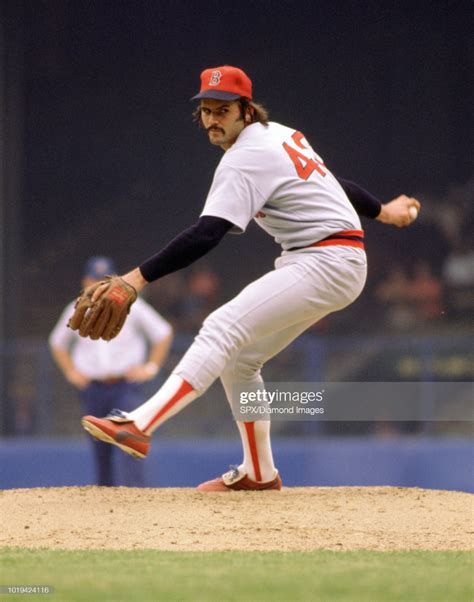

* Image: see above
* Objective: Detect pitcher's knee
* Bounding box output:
[197,310,251,356]
[236,361,263,383]
[222,358,263,385]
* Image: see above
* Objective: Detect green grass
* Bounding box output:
[0,548,472,602]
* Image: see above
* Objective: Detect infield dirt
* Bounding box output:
[1,486,472,552]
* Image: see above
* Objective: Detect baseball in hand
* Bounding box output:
[409,206,418,220]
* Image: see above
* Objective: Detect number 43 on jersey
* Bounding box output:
[283,131,327,181]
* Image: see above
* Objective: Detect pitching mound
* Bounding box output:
[0,486,472,552]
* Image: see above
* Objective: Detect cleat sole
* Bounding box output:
[81,418,146,459]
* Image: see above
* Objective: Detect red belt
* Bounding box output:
[289,230,365,251]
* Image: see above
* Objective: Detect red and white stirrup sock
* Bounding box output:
[126,376,276,482]
[127,374,196,435]
[237,420,277,483]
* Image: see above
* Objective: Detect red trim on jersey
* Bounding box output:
[244,422,262,482]
[144,380,194,433]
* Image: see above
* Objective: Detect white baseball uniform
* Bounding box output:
[174,122,367,390]
[200,122,362,248]
[129,122,367,481]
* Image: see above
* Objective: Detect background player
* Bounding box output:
[50,256,173,486]
[78,66,420,491]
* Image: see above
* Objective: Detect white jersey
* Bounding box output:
[201,121,362,251]
[49,297,172,379]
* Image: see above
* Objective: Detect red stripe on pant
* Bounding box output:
[144,380,194,433]
[244,422,262,482]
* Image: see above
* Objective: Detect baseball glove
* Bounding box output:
[68,276,138,341]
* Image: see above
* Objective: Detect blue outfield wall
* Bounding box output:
[0,437,473,492]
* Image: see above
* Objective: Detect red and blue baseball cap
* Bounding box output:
[191,66,253,101]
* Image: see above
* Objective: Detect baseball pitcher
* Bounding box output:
[73,66,420,491]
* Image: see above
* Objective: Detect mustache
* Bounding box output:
[207,126,224,133]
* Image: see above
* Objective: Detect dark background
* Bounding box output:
[1,0,473,336]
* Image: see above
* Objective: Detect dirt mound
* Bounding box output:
[1,486,472,551]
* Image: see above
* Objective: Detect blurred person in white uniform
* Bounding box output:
[49,256,173,486]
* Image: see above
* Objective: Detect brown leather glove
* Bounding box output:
[68,276,137,341]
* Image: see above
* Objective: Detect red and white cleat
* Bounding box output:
[81,409,150,459]
[197,466,282,492]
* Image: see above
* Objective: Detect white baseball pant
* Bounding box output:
[129,246,367,481]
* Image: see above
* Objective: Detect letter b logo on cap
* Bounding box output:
[209,70,222,86]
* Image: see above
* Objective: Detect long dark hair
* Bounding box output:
[193,98,270,128]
